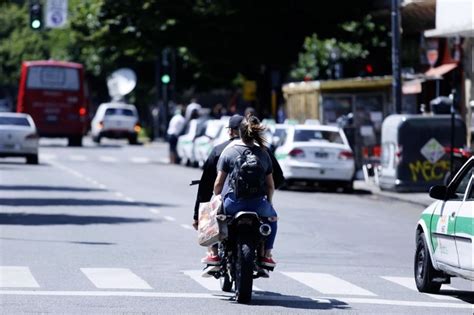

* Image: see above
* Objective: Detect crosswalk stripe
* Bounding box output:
[99,156,118,163]
[0,266,40,288]
[69,155,87,161]
[282,272,377,296]
[39,153,57,160]
[381,276,459,301]
[182,270,261,292]
[81,268,152,290]
[130,157,150,164]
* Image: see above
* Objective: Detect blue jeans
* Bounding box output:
[223,193,278,250]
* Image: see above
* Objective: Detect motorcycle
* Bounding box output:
[208,211,273,304]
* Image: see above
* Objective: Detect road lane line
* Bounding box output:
[99,156,118,163]
[381,276,459,301]
[182,270,261,292]
[124,197,135,203]
[130,157,150,164]
[0,290,471,309]
[149,209,160,214]
[282,272,377,296]
[180,224,193,230]
[81,268,152,290]
[98,184,107,189]
[115,192,124,198]
[163,216,176,222]
[0,267,40,288]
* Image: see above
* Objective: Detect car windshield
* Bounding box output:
[294,129,343,144]
[104,108,134,117]
[0,116,31,126]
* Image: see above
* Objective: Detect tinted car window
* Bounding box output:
[294,129,343,144]
[0,117,31,126]
[452,165,473,200]
[104,108,134,116]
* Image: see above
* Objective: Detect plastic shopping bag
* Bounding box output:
[197,195,227,246]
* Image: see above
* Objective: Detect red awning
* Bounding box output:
[424,63,457,78]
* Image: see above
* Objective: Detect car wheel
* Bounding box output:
[414,232,442,293]
[342,181,354,193]
[26,154,39,165]
[128,134,138,145]
[68,136,83,147]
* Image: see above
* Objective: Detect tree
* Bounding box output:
[289,14,389,81]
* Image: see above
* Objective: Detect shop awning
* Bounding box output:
[424,63,457,78]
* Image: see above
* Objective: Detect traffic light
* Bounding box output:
[29,1,43,30]
[161,74,171,85]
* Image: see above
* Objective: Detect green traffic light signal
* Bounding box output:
[31,19,41,29]
[161,74,171,84]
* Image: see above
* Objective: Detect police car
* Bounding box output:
[415,156,473,293]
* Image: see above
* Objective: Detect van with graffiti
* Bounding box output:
[378,114,466,192]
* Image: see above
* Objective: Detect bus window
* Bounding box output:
[27,66,80,91]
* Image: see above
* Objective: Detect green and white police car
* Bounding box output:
[415,156,473,293]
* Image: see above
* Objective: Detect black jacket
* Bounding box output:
[193,139,284,220]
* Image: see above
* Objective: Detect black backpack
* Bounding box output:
[230,148,266,199]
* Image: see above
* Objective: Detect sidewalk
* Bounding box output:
[354,180,433,207]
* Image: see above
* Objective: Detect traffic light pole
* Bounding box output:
[391,0,402,114]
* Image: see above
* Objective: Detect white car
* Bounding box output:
[0,113,39,164]
[414,156,473,293]
[275,124,355,191]
[177,119,199,166]
[194,119,226,167]
[91,103,140,144]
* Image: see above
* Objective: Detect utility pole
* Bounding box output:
[391,0,402,114]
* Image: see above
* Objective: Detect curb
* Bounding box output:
[354,181,432,207]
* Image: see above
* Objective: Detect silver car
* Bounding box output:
[0,113,39,164]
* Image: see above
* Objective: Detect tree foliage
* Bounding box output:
[290,15,389,81]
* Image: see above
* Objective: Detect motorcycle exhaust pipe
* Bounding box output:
[259,224,272,236]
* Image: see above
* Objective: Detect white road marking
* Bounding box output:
[69,155,87,161]
[182,270,261,292]
[163,216,176,222]
[115,192,124,198]
[39,153,57,160]
[0,290,471,308]
[180,224,193,230]
[124,197,135,203]
[98,184,107,189]
[130,157,150,164]
[149,209,160,214]
[158,158,169,164]
[381,276,459,301]
[81,268,152,290]
[282,272,377,296]
[0,267,40,288]
[99,156,118,163]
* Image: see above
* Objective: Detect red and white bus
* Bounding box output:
[17,60,89,146]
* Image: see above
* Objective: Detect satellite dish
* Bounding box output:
[107,68,137,101]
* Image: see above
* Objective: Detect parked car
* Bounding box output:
[177,119,199,166]
[194,119,226,167]
[275,124,355,191]
[0,113,39,164]
[91,103,140,144]
[414,156,473,293]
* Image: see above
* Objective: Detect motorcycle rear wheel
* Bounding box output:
[235,237,255,304]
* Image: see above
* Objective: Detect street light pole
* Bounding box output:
[391,0,402,114]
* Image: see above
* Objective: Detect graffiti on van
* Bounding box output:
[408,159,450,182]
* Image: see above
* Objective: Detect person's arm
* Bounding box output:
[265,174,275,204]
[213,170,227,195]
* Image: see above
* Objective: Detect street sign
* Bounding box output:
[45,0,68,28]
[420,138,445,164]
